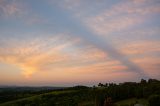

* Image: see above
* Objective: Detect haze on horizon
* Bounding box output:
[0,0,160,86]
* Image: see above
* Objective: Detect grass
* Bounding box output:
[0,90,77,106]
[78,101,95,106]
[115,98,148,106]
[0,89,150,106]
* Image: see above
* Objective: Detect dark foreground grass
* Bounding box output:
[0,89,96,106]
[115,98,148,106]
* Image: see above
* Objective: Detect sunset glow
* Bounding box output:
[0,0,160,86]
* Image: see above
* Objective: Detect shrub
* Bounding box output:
[148,95,160,106]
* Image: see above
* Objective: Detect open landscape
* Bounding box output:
[0,0,160,106]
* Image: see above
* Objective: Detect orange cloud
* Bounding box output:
[0,35,75,78]
[33,59,128,84]
[131,57,160,78]
[37,60,132,84]
[61,60,127,75]
[120,41,160,55]
[0,34,112,78]
[72,45,107,61]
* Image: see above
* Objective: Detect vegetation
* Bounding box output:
[148,95,160,106]
[115,98,148,106]
[0,87,65,104]
[0,79,159,106]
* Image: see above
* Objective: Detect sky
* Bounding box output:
[0,0,160,86]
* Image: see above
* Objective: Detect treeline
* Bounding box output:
[95,78,160,106]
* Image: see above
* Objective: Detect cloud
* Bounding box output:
[40,59,128,84]
[26,15,48,25]
[1,0,159,84]
[0,0,47,26]
[117,40,160,79]
[85,15,143,36]
[47,0,150,78]
[0,33,113,78]
[0,0,26,18]
[0,35,75,78]
[132,0,147,4]
[59,0,82,10]
[83,0,160,36]
[55,0,160,37]
[104,0,160,16]
[120,41,160,55]
[70,45,107,61]
[132,57,160,78]
[76,61,127,75]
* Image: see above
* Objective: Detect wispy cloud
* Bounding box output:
[0,33,111,78]
[85,15,143,36]
[55,0,160,37]
[132,57,160,78]
[0,34,74,78]
[0,0,27,18]
[51,0,150,78]
[0,0,160,85]
[0,0,48,26]
[84,0,160,36]
[120,41,160,55]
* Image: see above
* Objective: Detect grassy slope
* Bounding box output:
[0,90,77,106]
[0,89,150,106]
[115,98,148,106]
[0,89,96,106]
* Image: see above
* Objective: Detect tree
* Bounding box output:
[98,83,104,87]
[141,79,147,84]
[105,83,108,87]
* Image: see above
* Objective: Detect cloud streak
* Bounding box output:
[52,0,150,78]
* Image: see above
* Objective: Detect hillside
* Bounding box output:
[0,79,160,106]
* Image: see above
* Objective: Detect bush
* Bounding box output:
[148,95,160,106]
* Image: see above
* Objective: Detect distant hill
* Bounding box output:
[0,86,67,91]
